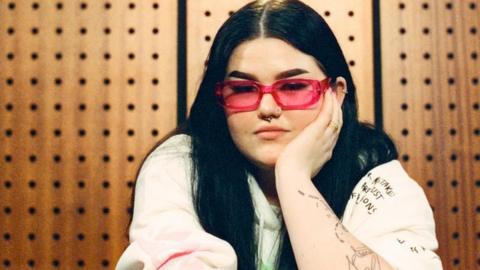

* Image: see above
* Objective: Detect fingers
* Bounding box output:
[313,88,335,130]
[326,89,342,134]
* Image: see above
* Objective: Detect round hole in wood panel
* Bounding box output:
[4,180,12,189]
[28,180,36,189]
[52,180,61,189]
[52,232,61,241]
[102,181,110,189]
[27,232,35,241]
[27,259,35,267]
[53,155,62,163]
[53,129,61,137]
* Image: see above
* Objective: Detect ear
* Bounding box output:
[332,76,347,105]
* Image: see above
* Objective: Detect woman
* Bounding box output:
[116,0,442,269]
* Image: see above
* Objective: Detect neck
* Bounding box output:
[253,167,280,207]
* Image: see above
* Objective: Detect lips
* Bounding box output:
[254,126,289,139]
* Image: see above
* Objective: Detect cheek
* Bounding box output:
[289,104,323,132]
[226,113,254,148]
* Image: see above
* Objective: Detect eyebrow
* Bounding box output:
[227,68,309,81]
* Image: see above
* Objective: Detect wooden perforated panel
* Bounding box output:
[0,1,177,269]
[187,0,374,123]
[381,1,479,269]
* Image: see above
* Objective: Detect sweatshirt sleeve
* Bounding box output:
[115,136,237,270]
[341,160,443,270]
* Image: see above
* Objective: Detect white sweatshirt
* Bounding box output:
[115,134,443,270]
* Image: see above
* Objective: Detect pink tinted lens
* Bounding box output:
[275,80,315,106]
[221,82,259,108]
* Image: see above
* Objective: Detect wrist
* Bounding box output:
[275,164,311,187]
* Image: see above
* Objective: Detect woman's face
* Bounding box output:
[223,37,342,170]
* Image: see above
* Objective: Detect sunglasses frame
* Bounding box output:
[215,77,331,111]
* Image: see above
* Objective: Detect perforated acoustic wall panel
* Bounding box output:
[187,0,375,123]
[381,1,479,269]
[1,0,479,269]
[0,1,177,269]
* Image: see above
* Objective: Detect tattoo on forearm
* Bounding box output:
[297,189,335,218]
[346,245,382,270]
[297,190,384,269]
[335,221,348,243]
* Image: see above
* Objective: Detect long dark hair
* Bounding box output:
[128,1,398,269]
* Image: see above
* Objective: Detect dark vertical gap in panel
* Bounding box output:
[373,0,383,130]
[177,0,187,125]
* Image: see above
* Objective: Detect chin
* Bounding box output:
[251,155,278,170]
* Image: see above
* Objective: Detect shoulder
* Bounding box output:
[141,134,193,176]
[149,134,192,159]
[134,134,194,204]
[342,160,434,232]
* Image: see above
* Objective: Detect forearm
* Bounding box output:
[276,170,395,270]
